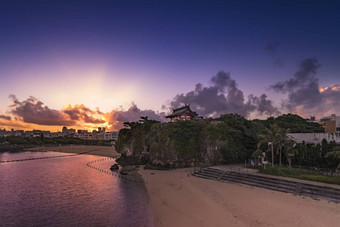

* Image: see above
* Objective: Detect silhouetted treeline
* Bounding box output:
[0,136,113,151]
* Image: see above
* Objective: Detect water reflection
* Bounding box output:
[0,152,153,226]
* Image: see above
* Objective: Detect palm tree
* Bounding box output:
[252,148,264,166]
[258,124,280,167]
[276,127,294,166]
[284,139,296,168]
[325,146,340,168]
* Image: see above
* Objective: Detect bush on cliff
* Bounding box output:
[116,114,258,167]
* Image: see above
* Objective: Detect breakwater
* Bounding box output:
[86,157,145,184]
[0,151,153,226]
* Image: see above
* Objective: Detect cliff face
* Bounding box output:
[116,115,258,168]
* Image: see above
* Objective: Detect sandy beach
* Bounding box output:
[24,146,340,226]
[26,145,119,157]
[139,167,340,227]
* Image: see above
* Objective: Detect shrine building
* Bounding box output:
[166,105,199,122]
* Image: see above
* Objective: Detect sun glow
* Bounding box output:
[319,84,340,93]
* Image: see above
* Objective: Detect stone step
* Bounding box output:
[225,171,340,197]
[193,168,340,203]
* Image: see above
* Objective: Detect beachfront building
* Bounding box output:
[104,131,118,140]
[74,132,92,140]
[319,114,340,134]
[62,126,76,136]
[166,105,199,122]
[288,133,340,144]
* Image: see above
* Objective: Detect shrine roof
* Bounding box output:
[165,105,197,118]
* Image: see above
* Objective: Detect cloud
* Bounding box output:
[265,41,283,67]
[5,95,167,130]
[0,115,11,121]
[108,103,165,130]
[248,94,280,116]
[265,41,280,52]
[271,58,320,94]
[63,104,105,124]
[9,95,75,126]
[318,84,340,108]
[271,58,340,118]
[0,118,32,130]
[169,71,279,118]
[271,58,321,111]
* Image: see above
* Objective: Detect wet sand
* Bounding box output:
[26,145,119,157]
[139,167,340,227]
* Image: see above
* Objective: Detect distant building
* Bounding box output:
[74,132,92,140]
[104,131,118,140]
[0,127,118,141]
[166,105,199,122]
[77,130,88,134]
[97,127,105,133]
[288,133,340,144]
[320,114,340,134]
[62,126,76,136]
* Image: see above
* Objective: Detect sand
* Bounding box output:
[26,145,119,157]
[22,146,340,226]
[139,167,340,227]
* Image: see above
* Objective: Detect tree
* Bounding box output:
[283,139,296,168]
[276,127,295,166]
[325,146,340,168]
[252,148,264,166]
[258,124,280,167]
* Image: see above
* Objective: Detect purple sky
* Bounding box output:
[1,0,340,130]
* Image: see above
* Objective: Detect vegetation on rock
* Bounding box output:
[115,113,332,169]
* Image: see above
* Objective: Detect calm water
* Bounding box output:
[0,151,153,227]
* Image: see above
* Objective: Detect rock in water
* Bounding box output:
[110,164,119,171]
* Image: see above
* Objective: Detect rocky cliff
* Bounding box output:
[116,114,258,168]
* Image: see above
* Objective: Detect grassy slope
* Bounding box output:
[259,166,340,185]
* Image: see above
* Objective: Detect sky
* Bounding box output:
[1,0,340,131]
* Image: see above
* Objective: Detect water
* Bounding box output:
[0,151,153,226]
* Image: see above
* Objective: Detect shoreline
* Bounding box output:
[139,166,340,227]
[24,145,119,158]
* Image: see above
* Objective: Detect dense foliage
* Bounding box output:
[116,114,259,165]
[291,140,339,169]
[111,113,336,169]
[259,166,340,185]
[258,113,325,133]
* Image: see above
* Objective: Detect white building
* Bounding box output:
[288,133,340,144]
[74,133,92,140]
[104,131,118,140]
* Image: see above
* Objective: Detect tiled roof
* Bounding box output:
[166,105,197,118]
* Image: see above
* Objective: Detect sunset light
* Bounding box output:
[1,1,340,226]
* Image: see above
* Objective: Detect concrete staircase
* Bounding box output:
[192,167,340,203]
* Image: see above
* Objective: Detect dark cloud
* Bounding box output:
[271,58,340,117]
[271,58,320,93]
[63,104,105,124]
[109,103,165,129]
[169,71,278,118]
[265,41,280,52]
[0,115,11,120]
[248,94,280,116]
[265,41,283,67]
[9,95,75,126]
[270,58,323,112]
[6,95,166,129]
